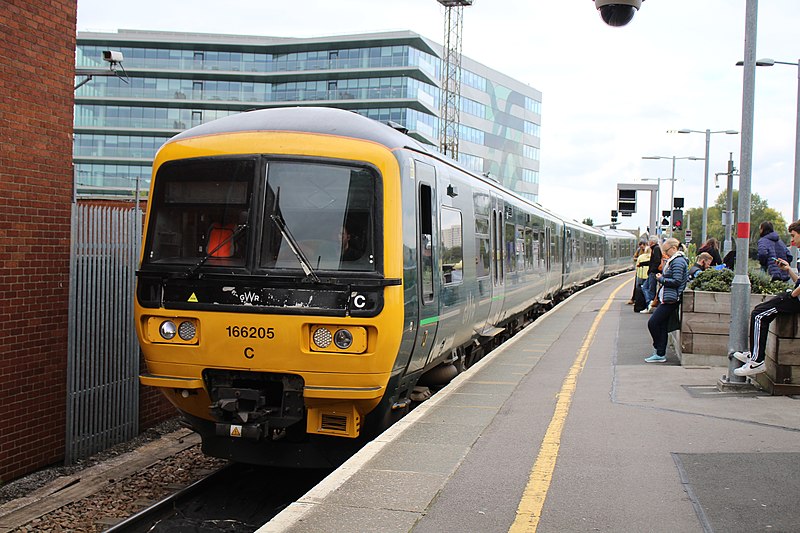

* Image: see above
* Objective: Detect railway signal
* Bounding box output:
[672,209,683,232]
[618,189,636,215]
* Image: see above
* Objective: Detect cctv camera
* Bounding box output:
[102,50,124,63]
[594,0,643,27]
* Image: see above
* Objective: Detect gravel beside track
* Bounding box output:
[0,419,227,532]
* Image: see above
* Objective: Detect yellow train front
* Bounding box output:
[135,106,632,467]
[136,108,411,466]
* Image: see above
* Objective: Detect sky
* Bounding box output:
[76,0,800,234]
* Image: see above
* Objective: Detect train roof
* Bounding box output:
[168,106,432,152]
[164,107,596,232]
[601,228,639,240]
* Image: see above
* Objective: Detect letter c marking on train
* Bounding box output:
[244,347,255,359]
[353,294,366,309]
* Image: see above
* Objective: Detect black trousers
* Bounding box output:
[749,292,800,363]
[648,301,679,357]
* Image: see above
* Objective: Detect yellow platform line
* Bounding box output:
[509,280,629,533]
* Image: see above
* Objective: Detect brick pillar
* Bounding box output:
[0,1,76,481]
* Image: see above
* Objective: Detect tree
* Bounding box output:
[686,190,788,259]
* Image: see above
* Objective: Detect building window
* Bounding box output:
[524,121,541,137]
[524,145,540,161]
[522,169,539,184]
[525,97,541,114]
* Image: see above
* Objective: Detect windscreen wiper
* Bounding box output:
[184,223,247,279]
[270,213,321,283]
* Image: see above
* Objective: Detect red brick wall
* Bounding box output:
[0,1,76,481]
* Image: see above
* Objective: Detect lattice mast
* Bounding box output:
[437,0,472,160]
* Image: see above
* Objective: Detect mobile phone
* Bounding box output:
[772,257,780,263]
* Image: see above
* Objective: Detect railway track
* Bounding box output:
[107,463,332,532]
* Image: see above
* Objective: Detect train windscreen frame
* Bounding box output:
[144,157,379,275]
[260,161,377,273]
[145,157,255,267]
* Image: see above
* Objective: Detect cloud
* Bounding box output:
[77,0,800,228]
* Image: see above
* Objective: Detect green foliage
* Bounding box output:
[582,218,594,227]
[748,265,794,295]
[684,242,697,264]
[688,265,793,294]
[685,190,789,260]
[689,268,733,292]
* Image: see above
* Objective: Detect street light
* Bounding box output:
[736,57,800,266]
[673,129,739,245]
[642,155,704,237]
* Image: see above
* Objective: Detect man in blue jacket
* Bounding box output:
[757,221,790,281]
[645,237,689,363]
[734,219,800,376]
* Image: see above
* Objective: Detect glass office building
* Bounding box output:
[75,29,542,201]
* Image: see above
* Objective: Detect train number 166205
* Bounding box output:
[225,326,275,339]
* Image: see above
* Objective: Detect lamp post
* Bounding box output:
[674,129,739,245]
[722,0,758,388]
[642,155,704,237]
[736,57,800,267]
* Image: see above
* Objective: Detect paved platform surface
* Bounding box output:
[261,274,800,533]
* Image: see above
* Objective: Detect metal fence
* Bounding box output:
[66,204,142,463]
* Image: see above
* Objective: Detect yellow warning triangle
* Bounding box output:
[230,426,241,437]
[188,293,198,302]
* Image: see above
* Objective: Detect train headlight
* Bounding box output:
[145,316,199,344]
[159,321,177,340]
[333,329,353,350]
[310,325,367,354]
[312,327,333,349]
[178,321,196,341]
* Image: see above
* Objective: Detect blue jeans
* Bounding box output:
[642,273,657,304]
[648,301,679,356]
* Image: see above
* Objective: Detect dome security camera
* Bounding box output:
[594,0,643,27]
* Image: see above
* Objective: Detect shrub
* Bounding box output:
[688,266,793,294]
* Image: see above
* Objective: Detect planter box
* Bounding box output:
[681,290,800,394]
[679,290,772,366]
[755,313,800,395]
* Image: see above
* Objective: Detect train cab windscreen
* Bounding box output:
[146,158,255,267]
[260,161,377,273]
[144,158,378,275]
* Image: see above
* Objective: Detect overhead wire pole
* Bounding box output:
[437,0,472,160]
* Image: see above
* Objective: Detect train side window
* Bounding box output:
[441,207,463,285]
[525,227,534,270]
[505,221,516,273]
[475,216,490,279]
[419,183,434,303]
[516,224,525,271]
[473,193,490,279]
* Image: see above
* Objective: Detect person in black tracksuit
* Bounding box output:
[733,220,800,376]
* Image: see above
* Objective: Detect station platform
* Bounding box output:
[261,274,800,533]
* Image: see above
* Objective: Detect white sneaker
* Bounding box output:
[732,351,752,363]
[733,360,766,377]
[639,304,652,314]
